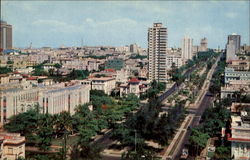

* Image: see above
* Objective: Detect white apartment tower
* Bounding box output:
[148,23,168,82]
[182,36,193,63]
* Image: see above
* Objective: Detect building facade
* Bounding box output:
[148,23,168,82]
[228,34,241,53]
[182,36,193,63]
[89,77,116,95]
[228,103,250,160]
[0,133,25,160]
[0,81,90,125]
[199,37,208,52]
[224,67,250,84]
[0,21,12,50]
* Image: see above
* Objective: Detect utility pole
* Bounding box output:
[134,129,137,153]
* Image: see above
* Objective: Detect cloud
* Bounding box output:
[32,19,84,33]
[225,12,238,19]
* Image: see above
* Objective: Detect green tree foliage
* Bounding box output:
[53,111,73,138]
[130,54,147,59]
[200,104,230,137]
[0,67,12,74]
[214,146,231,160]
[4,109,39,138]
[68,69,89,80]
[36,114,54,151]
[70,142,102,160]
[189,128,210,153]
[90,90,113,108]
[54,63,62,69]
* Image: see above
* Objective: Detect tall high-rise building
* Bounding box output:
[148,23,168,82]
[226,40,237,62]
[182,36,193,63]
[226,34,241,62]
[228,34,241,52]
[0,20,12,50]
[199,37,208,52]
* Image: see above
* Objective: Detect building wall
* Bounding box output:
[0,83,90,125]
[91,78,116,95]
[224,67,250,84]
[231,142,250,160]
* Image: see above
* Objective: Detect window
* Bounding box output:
[8,147,13,154]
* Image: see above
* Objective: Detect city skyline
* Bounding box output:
[1,1,250,48]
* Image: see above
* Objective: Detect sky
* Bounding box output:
[1,0,250,49]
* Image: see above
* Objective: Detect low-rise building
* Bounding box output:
[224,67,250,84]
[228,103,250,160]
[0,74,9,84]
[221,80,250,100]
[89,77,116,95]
[0,81,90,126]
[0,132,25,160]
[227,60,250,71]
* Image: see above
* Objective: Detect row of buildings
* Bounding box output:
[220,38,250,160]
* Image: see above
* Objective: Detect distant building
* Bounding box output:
[148,23,168,82]
[192,45,199,55]
[228,34,241,53]
[0,132,25,160]
[130,43,138,53]
[226,34,241,62]
[182,36,193,63]
[0,20,12,50]
[226,40,237,62]
[228,103,250,160]
[199,37,208,52]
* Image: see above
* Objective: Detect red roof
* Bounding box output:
[26,77,38,80]
[129,78,140,83]
[105,68,116,72]
[13,71,20,74]
[22,74,29,77]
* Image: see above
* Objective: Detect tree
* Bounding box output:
[53,111,73,138]
[189,128,209,155]
[70,142,102,160]
[36,114,54,151]
[4,109,39,139]
[0,67,12,74]
[214,146,231,160]
[54,63,62,69]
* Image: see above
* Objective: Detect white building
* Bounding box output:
[199,37,208,52]
[0,81,90,125]
[166,53,183,70]
[0,133,25,160]
[229,103,250,160]
[148,23,168,82]
[226,40,237,62]
[224,67,250,84]
[182,36,193,63]
[89,77,116,95]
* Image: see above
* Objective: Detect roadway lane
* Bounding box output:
[175,93,213,160]
[158,65,197,102]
